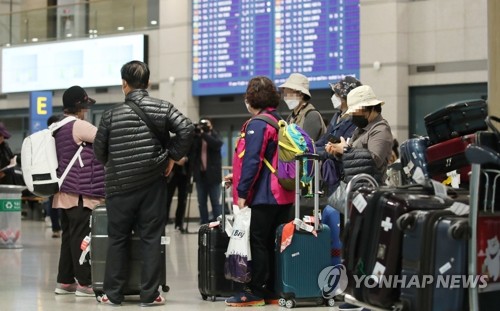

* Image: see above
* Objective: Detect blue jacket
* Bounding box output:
[315,112,357,159]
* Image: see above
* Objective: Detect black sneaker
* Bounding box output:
[338,303,369,311]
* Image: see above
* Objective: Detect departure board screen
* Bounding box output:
[192,0,359,96]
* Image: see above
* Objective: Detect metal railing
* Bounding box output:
[0,0,159,46]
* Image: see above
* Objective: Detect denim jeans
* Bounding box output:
[195,179,222,224]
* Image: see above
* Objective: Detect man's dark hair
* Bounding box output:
[121,60,150,89]
[47,115,62,127]
[245,76,280,109]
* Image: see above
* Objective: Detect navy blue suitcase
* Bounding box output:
[424,99,488,144]
[274,155,333,308]
[398,210,469,311]
[400,137,430,185]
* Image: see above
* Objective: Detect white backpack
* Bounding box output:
[21,116,84,197]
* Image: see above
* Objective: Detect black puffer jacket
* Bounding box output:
[94,89,194,197]
[342,147,383,183]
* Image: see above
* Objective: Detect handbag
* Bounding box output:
[328,180,347,214]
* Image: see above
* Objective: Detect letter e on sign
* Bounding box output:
[37,97,47,115]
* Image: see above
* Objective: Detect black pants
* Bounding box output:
[103,178,167,304]
[57,196,92,285]
[248,203,292,295]
[166,171,189,228]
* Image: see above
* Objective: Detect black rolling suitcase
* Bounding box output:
[424,99,488,144]
[198,182,241,301]
[90,205,169,300]
[397,210,469,311]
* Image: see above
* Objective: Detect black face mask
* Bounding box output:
[351,115,369,128]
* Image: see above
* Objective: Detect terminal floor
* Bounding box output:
[0,220,342,311]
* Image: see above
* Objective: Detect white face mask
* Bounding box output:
[285,99,300,110]
[331,94,342,109]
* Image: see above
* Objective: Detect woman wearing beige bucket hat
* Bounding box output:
[325,85,393,218]
[279,73,326,141]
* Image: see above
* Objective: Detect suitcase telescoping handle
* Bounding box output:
[344,174,378,226]
[485,115,500,139]
[221,181,228,232]
[465,144,500,212]
[295,153,320,231]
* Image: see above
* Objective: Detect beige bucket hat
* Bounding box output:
[345,85,384,115]
[278,73,311,98]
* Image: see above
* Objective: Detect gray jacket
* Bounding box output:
[342,114,393,183]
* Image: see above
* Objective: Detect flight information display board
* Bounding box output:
[192,0,359,96]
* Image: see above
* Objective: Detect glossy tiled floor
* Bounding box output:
[0,220,341,311]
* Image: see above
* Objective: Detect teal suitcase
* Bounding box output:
[274,155,333,308]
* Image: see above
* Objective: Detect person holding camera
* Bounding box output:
[190,118,223,224]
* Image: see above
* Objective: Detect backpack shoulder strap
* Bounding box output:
[252,114,280,131]
[251,114,280,175]
[49,116,77,133]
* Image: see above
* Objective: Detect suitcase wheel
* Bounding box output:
[201,294,207,300]
[397,213,415,231]
[161,285,170,292]
[326,298,335,307]
[278,298,286,307]
[285,299,296,309]
[94,290,104,302]
[448,220,470,240]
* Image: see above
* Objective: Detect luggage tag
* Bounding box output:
[161,236,170,245]
[431,180,448,199]
[447,170,461,189]
[303,215,321,224]
[412,166,426,185]
[79,235,91,265]
[447,202,469,216]
[403,161,414,177]
[352,193,367,214]
[293,218,317,237]
[370,262,386,284]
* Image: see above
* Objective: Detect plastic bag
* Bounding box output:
[328,181,347,214]
[224,206,252,283]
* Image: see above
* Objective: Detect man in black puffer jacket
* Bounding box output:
[94,60,194,306]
